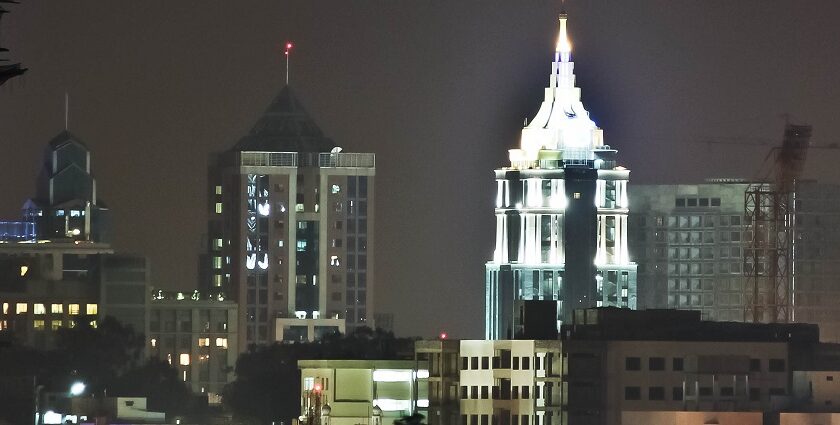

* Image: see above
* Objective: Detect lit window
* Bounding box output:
[213,275,223,287]
[70,210,81,217]
[19,265,28,277]
[69,304,80,315]
[216,338,228,348]
[51,304,63,314]
[89,320,97,328]
[278,240,284,248]
[215,185,222,195]
[68,320,76,329]
[33,304,46,315]
[56,210,65,217]
[213,257,222,269]
[198,338,210,347]
[295,203,304,212]
[330,256,341,266]
[33,320,45,330]
[86,304,98,315]
[215,203,223,214]
[574,192,581,199]
[0,320,6,330]
[331,184,341,194]
[213,238,223,249]
[2,303,8,314]
[180,353,190,366]
[51,320,62,330]
[167,354,172,365]
[150,338,157,347]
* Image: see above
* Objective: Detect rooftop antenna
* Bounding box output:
[284,41,294,85]
[64,92,69,130]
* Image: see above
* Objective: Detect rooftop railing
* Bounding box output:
[239,152,375,168]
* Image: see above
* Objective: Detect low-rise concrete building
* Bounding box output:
[298,359,427,425]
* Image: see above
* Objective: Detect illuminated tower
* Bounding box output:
[485,13,637,339]
[205,85,375,349]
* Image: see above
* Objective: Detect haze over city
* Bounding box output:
[1,0,839,340]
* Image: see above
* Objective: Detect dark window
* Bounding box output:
[470,415,478,425]
[699,387,712,397]
[624,386,641,400]
[492,386,500,400]
[480,415,489,425]
[492,356,500,369]
[461,357,469,370]
[648,387,665,400]
[482,357,490,369]
[649,357,665,371]
[828,376,834,381]
[513,357,520,370]
[699,198,709,207]
[769,388,786,396]
[460,386,468,399]
[481,386,489,399]
[711,198,721,206]
[522,386,530,399]
[470,386,478,399]
[676,198,686,207]
[471,357,479,369]
[522,357,531,370]
[673,387,684,401]
[625,357,641,371]
[750,388,761,401]
[521,416,528,425]
[672,357,684,371]
[720,386,734,397]
[750,358,761,372]
[511,386,519,399]
[769,359,786,372]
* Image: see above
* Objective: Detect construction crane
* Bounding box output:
[693,124,840,323]
[743,124,811,324]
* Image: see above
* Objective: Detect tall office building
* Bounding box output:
[205,85,375,349]
[629,180,840,342]
[23,130,112,243]
[485,13,637,339]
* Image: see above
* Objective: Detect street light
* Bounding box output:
[69,382,86,397]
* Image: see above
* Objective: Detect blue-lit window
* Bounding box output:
[56,210,65,217]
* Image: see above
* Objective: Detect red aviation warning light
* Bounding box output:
[285,42,293,55]
[439,332,448,340]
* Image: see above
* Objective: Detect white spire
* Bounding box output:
[556,13,572,60]
[512,12,604,162]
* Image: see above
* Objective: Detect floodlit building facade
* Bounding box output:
[298,359,426,425]
[485,13,637,339]
[205,85,375,349]
[628,180,840,342]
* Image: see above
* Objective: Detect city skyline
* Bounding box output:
[1,1,840,339]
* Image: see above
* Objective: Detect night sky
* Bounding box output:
[1,1,839,338]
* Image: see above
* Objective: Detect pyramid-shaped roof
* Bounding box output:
[48,130,88,149]
[233,85,335,153]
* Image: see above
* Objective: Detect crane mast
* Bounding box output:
[744,124,812,323]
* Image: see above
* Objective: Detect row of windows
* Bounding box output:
[150,337,228,349]
[1,303,97,315]
[675,197,722,208]
[461,355,532,370]
[624,385,784,401]
[640,215,744,228]
[15,319,97,331]
[462,414,533,425]
[625,357,785,372]
[461,385,532,400]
